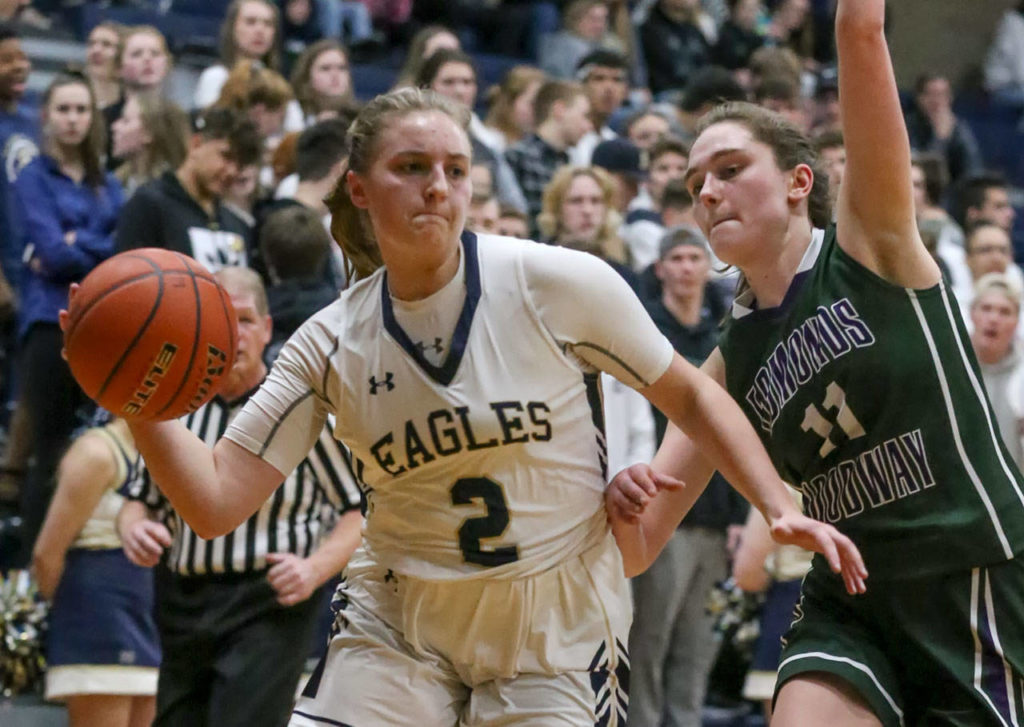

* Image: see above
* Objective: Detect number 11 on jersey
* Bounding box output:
[801,382,866,458]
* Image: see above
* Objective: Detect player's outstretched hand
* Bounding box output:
[605,463,685,525]
[266,552,319,607]
[769,512,868,596]
[122,519,172,568]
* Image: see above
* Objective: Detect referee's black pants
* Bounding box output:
[153,567,323,727]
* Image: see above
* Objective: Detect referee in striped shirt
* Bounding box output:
[117,267,363,727]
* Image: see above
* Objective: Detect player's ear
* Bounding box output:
[787,163,814,204]
[346,169,369,210]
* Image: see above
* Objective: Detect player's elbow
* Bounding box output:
[190,518,225,541]
[835,11,885,43]
[622,560,647,579]
[188,507,243,540]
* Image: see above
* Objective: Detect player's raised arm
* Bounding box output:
[833,0,939,288]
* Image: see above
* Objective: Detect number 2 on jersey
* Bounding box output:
[450,477,520,567]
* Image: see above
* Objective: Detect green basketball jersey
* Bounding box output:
[718,226,1024,580]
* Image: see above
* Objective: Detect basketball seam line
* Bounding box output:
[152,253,204,417]
[95,259,166,401]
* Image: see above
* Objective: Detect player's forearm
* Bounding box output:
[610,516,655,578]
[645,357,796,526]
[306,510,363,587]
[127,419,229,538]
[674,379,797,523]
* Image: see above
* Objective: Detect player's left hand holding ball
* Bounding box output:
[59,249,238,422]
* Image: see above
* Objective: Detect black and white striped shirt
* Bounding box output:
[124,386,363,577]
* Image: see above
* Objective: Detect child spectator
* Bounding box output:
[260,118,349,288]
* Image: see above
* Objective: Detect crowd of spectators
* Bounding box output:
[1,0,1024,724]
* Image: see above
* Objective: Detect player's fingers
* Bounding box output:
[267,566,295,590]
[122,541,145,566]
[835,533,868,594]
[651,472,685,492]
[627,466,660,498]
[126,540,158,568]
[814,527,842,575]
[148,523,173,548]
[134,530,164,558]
[611,490,645,517]
[616,478,653,507]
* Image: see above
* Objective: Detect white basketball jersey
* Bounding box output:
[227,233,673,581]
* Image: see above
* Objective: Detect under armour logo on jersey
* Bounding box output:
[415,337,445,356]
[369,372,395,394]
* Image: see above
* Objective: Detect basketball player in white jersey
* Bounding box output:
[63,88,866,725]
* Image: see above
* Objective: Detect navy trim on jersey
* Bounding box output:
[291,710,355,726]
[584,372,608,480]
[734,268,814,323]
[624,208,662,225]
[381,230,481,386]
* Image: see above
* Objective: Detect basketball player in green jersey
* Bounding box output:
[608,0,1024,724]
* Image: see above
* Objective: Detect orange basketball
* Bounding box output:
[64,248,238,422]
